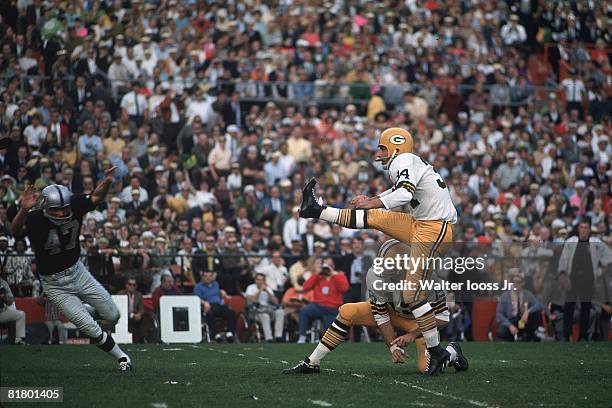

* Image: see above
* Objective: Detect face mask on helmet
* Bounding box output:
[375,145,399,170]
[44,205,72,225]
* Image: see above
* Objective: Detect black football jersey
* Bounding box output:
[26,194,95,275]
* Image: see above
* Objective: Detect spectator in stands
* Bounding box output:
[246,273,284,342]
[500,15,527,46]
[254,250,288,296]
[217,232,250,294]
[118,278,146,343]
[0,277,26,344]
[152,273,182,313]
[297,258,349,344]
[0,235,11,285]
[195,270,236,342]
[5,237,34,296]
[496,270,544,342]
[282,276,314,341]
[37,290,67,345]
[558,218,612,341]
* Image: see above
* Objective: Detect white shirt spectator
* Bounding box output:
[245,283,275,306]
[23,124,47,148]
[122,56,140,79]
[186,95,215,124]
[254,260,288,292]
[283,216,308,248]
[120,90,148,116]
[500,22,527,45]
[560,78,585,102]
[120,185,149,203]
[108,60,130,90]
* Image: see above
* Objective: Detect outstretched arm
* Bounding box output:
[91,166,117,205]
[10,185,39,236]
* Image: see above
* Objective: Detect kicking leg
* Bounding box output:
[74,262,131,370]
[299,179,414,243]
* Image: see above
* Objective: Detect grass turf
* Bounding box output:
[1,342,611,408]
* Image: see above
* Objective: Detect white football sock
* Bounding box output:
[319,207,340,223]
[308,343,331,365]
[446,345,457,363]
[422,328,440,348]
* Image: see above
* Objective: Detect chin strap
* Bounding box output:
[383,149,399,170]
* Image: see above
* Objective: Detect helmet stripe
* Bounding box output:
[54,185,64,207]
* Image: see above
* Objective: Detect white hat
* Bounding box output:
[551,219,565,229]
[142,231,155,240]
[574,180,586,189]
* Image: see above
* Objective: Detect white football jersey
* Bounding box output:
[379,153,457,223]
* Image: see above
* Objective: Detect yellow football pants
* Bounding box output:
[338,301,429,373]
[367,210,452,304]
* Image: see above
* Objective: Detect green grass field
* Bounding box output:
[1,342,611,408]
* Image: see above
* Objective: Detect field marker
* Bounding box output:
[163,348,183,351]
[151,403,168,408]
[351,373,365,378]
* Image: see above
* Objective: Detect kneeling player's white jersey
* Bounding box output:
[365,266,449,323]
[378,152,457,223]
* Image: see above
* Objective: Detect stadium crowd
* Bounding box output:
[0,0,610,343]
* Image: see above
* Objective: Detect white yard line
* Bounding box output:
[395,381,498,408]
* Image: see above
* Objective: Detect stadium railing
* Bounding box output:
[1,75,559,110]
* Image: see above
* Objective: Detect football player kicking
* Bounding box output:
[299,127,457,375]
[11,167,132,371]
[283,239,468,375]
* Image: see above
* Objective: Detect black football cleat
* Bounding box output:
[118,357,133,372]
[425,345,450,376]
[448,342,469,372]
[282,358,321,374]
[299,179,324,219]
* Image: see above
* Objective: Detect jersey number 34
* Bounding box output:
[44,220,79,255]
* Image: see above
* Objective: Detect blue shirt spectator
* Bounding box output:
[195,275,223,305]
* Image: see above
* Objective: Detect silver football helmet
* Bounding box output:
[41,184,73,225]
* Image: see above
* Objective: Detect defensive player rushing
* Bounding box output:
[299,127,457,375]
[283,240,468,375]
[11,167,132,371]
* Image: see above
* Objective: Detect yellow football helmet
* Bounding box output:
[375,127,414,169]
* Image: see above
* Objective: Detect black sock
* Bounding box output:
[95,332,115,353]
